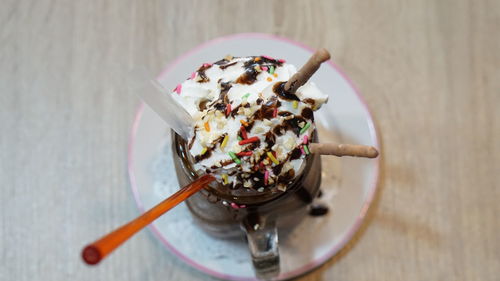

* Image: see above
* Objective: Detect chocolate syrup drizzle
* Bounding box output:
[235,56,284,85]
[273,82,300,101]
[309,204,329,216]
[220,61,237,70]
[196,63,212,83]
[190,56,316,191]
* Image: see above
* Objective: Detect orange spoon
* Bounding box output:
[82,174,216,265]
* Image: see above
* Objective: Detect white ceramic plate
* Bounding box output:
[128,33,380,281]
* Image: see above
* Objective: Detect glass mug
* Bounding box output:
[171,131,322,278]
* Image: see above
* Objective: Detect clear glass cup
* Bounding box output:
[171,131,322,279]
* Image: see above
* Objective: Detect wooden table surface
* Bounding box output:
[1,1,499,280]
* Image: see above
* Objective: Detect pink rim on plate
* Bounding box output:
[128,33,381,281]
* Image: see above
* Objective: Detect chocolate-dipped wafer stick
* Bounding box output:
[309,143,379,158]
[284,48,331,94]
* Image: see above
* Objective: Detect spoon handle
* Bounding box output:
[82,174,215,265]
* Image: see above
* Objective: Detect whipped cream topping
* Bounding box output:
[171,56,328,191]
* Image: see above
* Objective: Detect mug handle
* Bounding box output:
[241,214,280,279]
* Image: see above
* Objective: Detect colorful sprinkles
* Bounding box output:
[240,126,248,139]
[204,122,210,132]
[228,151,241,164]
[236,151,252,157]
[200,147,207,155]
[220,134,229,150]
[222,174,228,185]
[225,104,231,116]
[293,100,298,109]
[240,119,249,127]
[174,84,182,94]
[303,145,310,155]
[300,122,311,134]
[239,136,259,145]
[242,93,251,99]
[267,151,279,165]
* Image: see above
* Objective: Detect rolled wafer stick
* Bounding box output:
[284,48,331,94]
[309,143,379,158]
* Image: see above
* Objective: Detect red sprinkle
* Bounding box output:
[262,55,275,60]
[303,135,309,144]
[240,126,248,139]
[239,136,259,145]
[226,104,231,116]
[273,107,278,117]
[202,63,212,68]
[264,170,269,185]
[175,84,182,94]
[236,151,252,157]
[278,59,286,63]
[300,145,305,155]
[259,162,265,169]
[230,203,239,209]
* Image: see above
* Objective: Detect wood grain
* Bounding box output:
[1,0,499,280]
